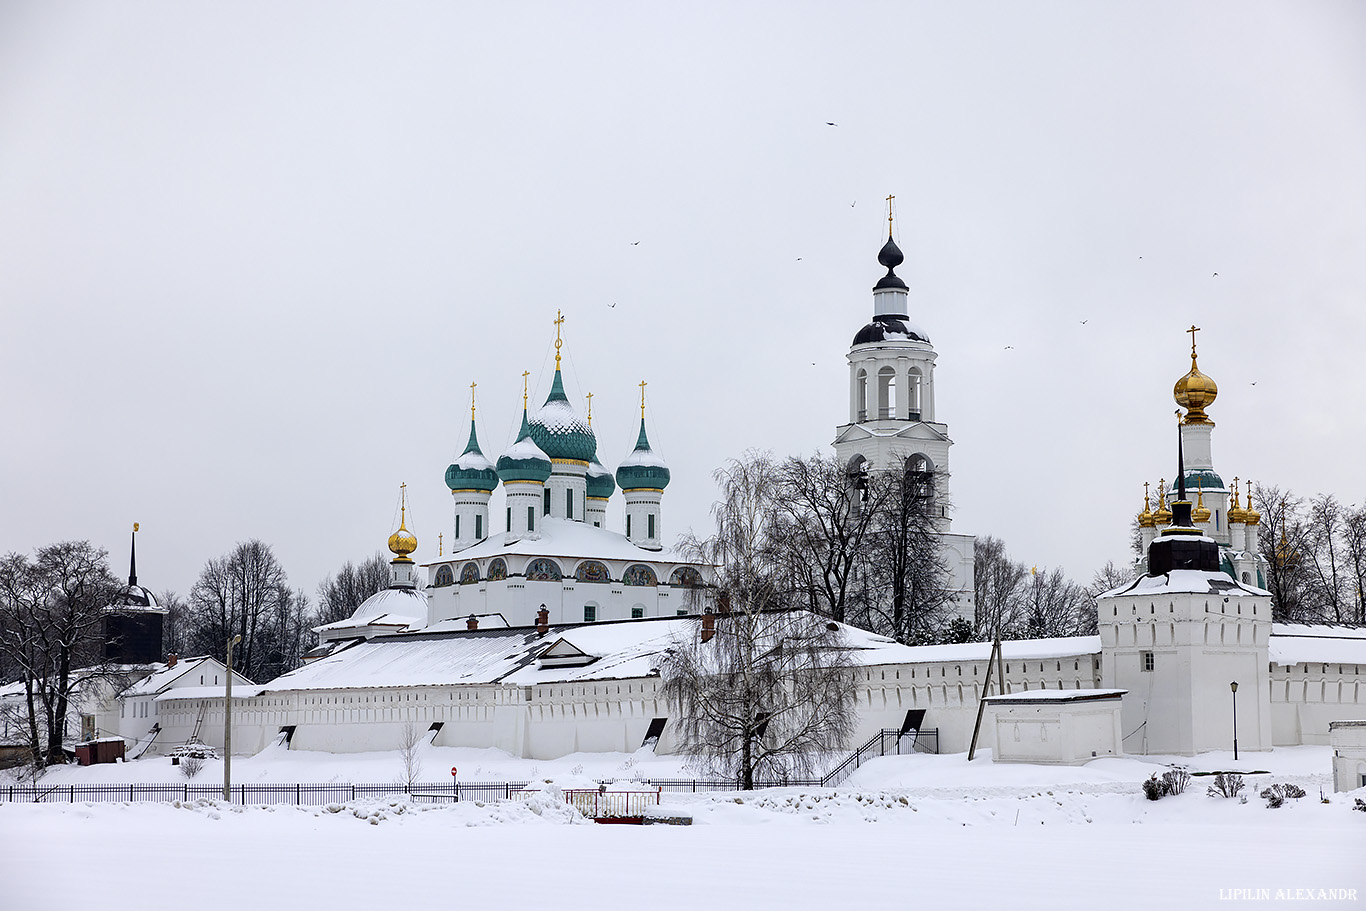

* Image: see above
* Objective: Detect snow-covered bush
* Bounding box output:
[1258,783,1305,808]
[178,756,204,779]
[1206,773,1244,799]
[1161,768,1190,795]
[1142,775,1165,801]
[1352,798,1366,813]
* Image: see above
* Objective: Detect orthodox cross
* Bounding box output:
[554,310,565,368]
[1188,324,1200,357]
[522,370,530,408]
[886,194,895,232]
[586,392,593,426]
[469,382,477,420]
[639,380,647,418]
[438,533,443,557]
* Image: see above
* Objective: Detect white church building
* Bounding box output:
[146,232,1365,769]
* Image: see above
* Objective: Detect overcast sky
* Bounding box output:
[1,1,1363,604]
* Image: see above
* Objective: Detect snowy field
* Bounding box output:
[4,746,1363,910]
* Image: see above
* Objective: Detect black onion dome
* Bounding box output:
[874,235,908,291]
[853,316,928,346]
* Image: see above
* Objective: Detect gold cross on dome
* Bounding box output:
[886,194,895,232]
[1187,324,1200,357]
[586,392,593,426]
[522,370,530,408]
[554,310,565,368]
[469,382,477,420]
[639,380,647,418]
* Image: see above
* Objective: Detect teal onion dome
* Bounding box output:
[528,369,597,463]
[586,456,616,499]
[445,419,499,492]
[496,410,552,484]
[615,418,670,491]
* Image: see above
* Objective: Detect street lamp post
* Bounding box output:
[223,634,242,801]
[1230,681,1239,762]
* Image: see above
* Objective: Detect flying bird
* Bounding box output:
[1213,272,1218,277]
[1080,319,1089,325]
[1004,346,1014,350]
[851,201,856,207]
[608,303,617,309]
[826,122,837,126]
[796,257,803,261]
[630,241,640,246]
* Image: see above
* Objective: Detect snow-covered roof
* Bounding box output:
[884,636,1102,664]
[985,688,1126,705]
[120,657,223,696]
[1269,623,1366,667]
[451,448,495,472]
[156,685,265,702]
[252,615,948,694]
[1103,568,1268,599]
[500,434,551,463]
[618,445,667,470]
[334,587,428,629]
[436,516,696,566]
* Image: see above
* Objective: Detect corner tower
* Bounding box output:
[445,386,497,549]
[616,381,669,550]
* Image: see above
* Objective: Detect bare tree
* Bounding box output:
[159,589,189,657]
[661,606,857,789]
[0,543,119,765]
[772,454,886,623]
[1084,561,1132,636]
[316,553,390,626]
[1341,506,1366,625]
[1258,486,1313,622]
[662,452,857,788]
[185,541,292,682]
[397,720,424,788]
[1304,494,1348,623]
[973,536,1028,637]
[1021,566,1090,638]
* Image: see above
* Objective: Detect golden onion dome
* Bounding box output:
[1152,480,1172,525]
[1243,481,1262,526]
[1192,483,1211,524]
[387,485,419,562]
[1227,478,1249,524]
[1137,482,1156,528]
[1174,328,1217,424]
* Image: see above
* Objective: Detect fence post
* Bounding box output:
[70,785,74,803]
[351,784,356,802]
[296,783,300,805]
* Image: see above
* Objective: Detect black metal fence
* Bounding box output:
[0,728,936,805]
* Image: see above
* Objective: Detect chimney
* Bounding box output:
[536,607,549,636]
[701,611,716,643]
[466,615,479,631]
[717,592,731,615]
[166,653,177,668]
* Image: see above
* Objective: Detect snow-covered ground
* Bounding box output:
[3,746,1363,909]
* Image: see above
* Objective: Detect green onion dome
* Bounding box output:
[445,419,499,492]
[586,456,616,499]
[615,418,670,491]
[528,368,597,463]
[496,409,552,484]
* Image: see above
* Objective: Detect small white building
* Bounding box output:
[986,689,1126,765]
[1329,721,1366,793]
[107,655,254,755]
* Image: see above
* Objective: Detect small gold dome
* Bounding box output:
[1243,480,1262,527]
[1152,480,1172,525]
[387,484,418,562]
[1174,328,1217,424]
[1192,482,1211,524]
[1137,482,1156,528]
[1227,478,1249,524]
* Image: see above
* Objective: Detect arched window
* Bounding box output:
[907,453,934,500]
[460,562,480,584]
[669,566,704,588]
[575,561,610,583]
[525,559,562,582]
[907,366,923,418]
[623,564,658,587]
[877,366,896,419]
[487,559,507,582]
[433,565,454,587]
[856,369,868,422]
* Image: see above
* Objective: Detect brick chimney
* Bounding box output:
[466,615,479,631]
[701,611,716,643]
[536,607,549,636]
[166,653,178,668]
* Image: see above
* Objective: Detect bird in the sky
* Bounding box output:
[851,201,856,207]
[1213,272,1218,277]
[826,122,837,126]
[796,257,803,261]
[1250,382,1257,386]
[1080,319,1089,325]
[608,303,617,309]
[1004,346,1013,350]
[630,241,640,246]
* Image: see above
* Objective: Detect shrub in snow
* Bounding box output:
[1206,773,1244,799]
[178,756,204,780]
[1161,768,1190,796]
[1142,775,1165,801]
[1352,798,1366,813]
[1282,783,1306,799]
[1259,783,1305,808]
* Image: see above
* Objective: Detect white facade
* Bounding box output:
[1329,721,1366,793]
[986,689,1126,764]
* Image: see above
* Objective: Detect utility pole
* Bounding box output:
[968,633,1004,761]
[223,634,241,801]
